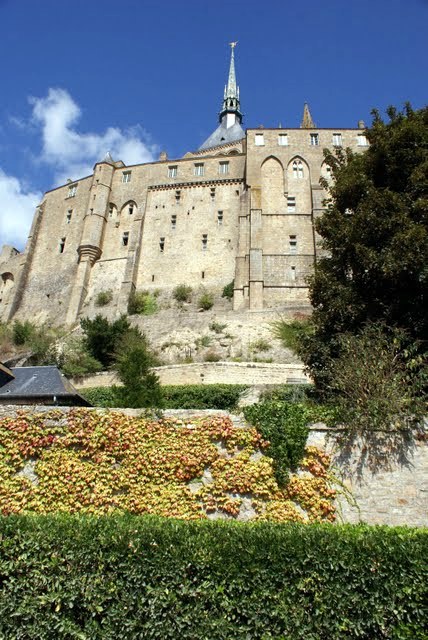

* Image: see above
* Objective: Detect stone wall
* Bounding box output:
[71,361,309,389]
[0,405,425,527]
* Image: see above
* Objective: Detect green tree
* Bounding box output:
[302,105,428,394]
[80,314,131,368]
[114,328,162,408]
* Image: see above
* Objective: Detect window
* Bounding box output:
[122,171,131,183]
[128,204,134,215]
[332,133,342,147]
[278,134,288,146]
[168,165,178,178]
[171,214,177,229]
[67,184,77,198]
[310,133,319,146]
[217,211,223,225]
[292,160,304,178]
[194,163,204,177]
[202,234,208,250]
[255,133,264,146]
[201,271,205,279]
[175,190,181,203]
[59,237,66,253]
[66,210,72,223]
[357,134,368,146]
[159,237,165,252]
[289,235,297,254]
[109,204,114,217]
[122,232,129,246]
[287,197,296,213]
[290,266,296,281]
[219,161,229,175]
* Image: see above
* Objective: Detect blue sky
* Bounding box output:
[0,0,427,249]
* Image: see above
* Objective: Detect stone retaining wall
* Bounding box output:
[0,405,426,527]
[71,361,309,389]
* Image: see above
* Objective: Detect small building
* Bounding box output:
[0,364,91,406]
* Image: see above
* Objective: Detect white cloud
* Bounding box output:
[0,169,41,250]
[30,88,158,184]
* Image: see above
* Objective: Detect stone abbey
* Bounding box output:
[0,45,368,325]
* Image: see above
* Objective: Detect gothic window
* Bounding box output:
[67,184,77,197]
[292,160,304,178]
[122,171,131,183]
[310,133,319,146]
[168,165,177,178]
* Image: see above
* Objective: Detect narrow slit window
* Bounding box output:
[201,271,205,279]
[59,237,66,253]
[210,187,216,199]
[152,275,155,282]
[128,204,134,215]
[122,232,129,246]
[159,237,165,252]
[171,214,177,229]
[217,211,223,225]
[290,266,296,281]
[66,210,72,223]
[175,190,181,203]
[202,234,208,250]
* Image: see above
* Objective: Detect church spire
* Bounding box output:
[300,102,316,128]
[219,42,242,124]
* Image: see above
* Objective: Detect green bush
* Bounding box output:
[83,384,247,410]
[259,384,313,404]
[128,290,158,315]
[222,279,234,300]
[244,402,313,486]
[270,317,313,353]
[209,321,227,334]
[12,319,35,345]
[80,314,131,367]
[162,384,246,410]
[0,515,426,640]
[249,338,271,353]
[198,291,214,310]
[95,290,113,307]
[173,284,193,303]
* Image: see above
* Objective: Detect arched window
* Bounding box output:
[292,160,304,179]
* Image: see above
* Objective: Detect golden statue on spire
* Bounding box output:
[229,41,238,49]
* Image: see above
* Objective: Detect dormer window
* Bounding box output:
[67,184,77,198]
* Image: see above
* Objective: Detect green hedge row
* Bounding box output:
[0,516,426,639]
[82,383,247,410]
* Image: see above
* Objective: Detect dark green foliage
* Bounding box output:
[306,105,428,395]
[270,317,313,353]
[0,515,426,640]
[12,319,34,345]
[173,284,193,303]
[222,279,234,300]
[114,329,162,408]
[82,384,247,410]
[259,384,313,404]
[161,384,247,410]
[243,402,312,486]
[198,291,214,310]
[95,290,113,307]
[128,290,158,315]
[80,314,131,367]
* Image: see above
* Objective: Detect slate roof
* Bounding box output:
[198,120,245,152]
[0,366,91,406]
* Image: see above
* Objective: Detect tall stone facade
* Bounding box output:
[0,47,369,326]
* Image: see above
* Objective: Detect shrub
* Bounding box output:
[249,338,271,353]
[80,314,131,367]
[260,384,313,404]
[270,317,314,353]
[209,321,227,334]
[195,335,212,349]
[198,291,214,311]
[173,284,193,303]
[0,516,426,639]
[95,290,113,307]
[81,386,118,407]
[128,290,158,315]
[162,384,246,410]
[222,280,234,300]
[12,320,35,345]
[204,350,221,362]
[244,401,313,486]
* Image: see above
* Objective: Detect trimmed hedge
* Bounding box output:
[0,516,426,639]
[83,383,247,410]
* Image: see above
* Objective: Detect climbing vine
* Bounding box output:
[0,409,336,522]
